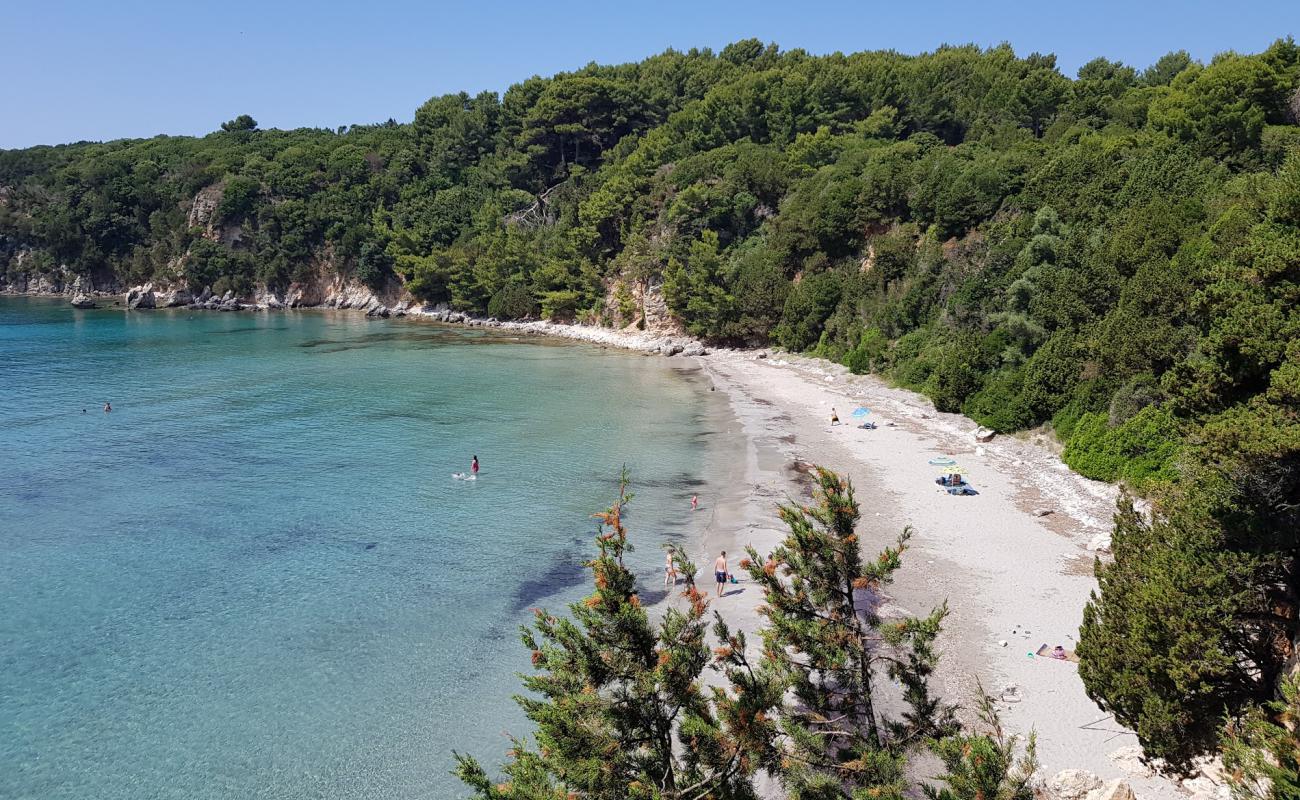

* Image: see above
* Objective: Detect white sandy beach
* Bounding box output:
[675,348,1189,799]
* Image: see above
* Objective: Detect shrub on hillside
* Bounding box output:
[963,372,1036,433]
[843,327,889,374]
[1063,405,1181,488]
[487,283,537,320]
[354,242,393,291]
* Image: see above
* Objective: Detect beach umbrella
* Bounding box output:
[851,406,870,417]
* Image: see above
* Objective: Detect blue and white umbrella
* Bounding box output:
[850,406,871,418]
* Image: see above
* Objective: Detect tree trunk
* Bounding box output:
[846,569,880,745]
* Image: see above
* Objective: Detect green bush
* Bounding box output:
[354,241,393,291]
[486,283,537,320]
[539,289,581,321]
[843,328,888,374]
[215,175,260,223]
[1063,405,1181,488]
[963,371,1035,432]
[774,271,842,351]
[929,340,984,412]
[1108,374,1164,426]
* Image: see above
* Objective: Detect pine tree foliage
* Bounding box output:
[923,683,1038,800]
[742,467,955,799]
[1078,483,1297,769]
[1224,676,1300,800]
[454,473,784,800]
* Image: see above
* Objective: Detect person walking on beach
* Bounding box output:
[714,551,728,597]
[664,551,678,587]
[691,494,699,511]
[471,455,479,477]
[830,407,839,426]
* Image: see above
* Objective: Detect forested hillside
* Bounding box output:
[3,39,1300,768]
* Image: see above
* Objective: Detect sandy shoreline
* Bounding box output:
[679,350,1188,799]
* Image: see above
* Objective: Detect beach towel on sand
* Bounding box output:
[1035,643,1080,663]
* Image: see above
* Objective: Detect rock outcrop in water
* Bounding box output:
[126,285,156,309]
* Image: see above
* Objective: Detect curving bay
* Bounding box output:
[0,298,738,799]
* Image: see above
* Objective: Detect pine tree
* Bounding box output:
[454,473,783,800]
[742,466,955,799]
[923,683,1038,800]
[1223,676,1300,800]
[1077,488,1293,768]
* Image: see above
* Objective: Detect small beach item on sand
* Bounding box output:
[1035,643,1080,663]
[928,456,957,466]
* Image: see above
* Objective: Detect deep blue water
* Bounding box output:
[0,298,733,799]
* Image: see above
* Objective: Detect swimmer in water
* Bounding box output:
[471,455,479,476]
[104,402,112,413]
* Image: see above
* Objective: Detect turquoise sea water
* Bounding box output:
[0,298,734,799]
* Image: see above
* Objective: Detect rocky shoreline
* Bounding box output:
[3,279,712,358]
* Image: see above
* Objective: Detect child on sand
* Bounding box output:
[830,407,839,425]
[714,551,728,597]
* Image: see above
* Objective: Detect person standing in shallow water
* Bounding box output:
[691,494,698,511]
[471,455,479,477]
[714,551,728,597]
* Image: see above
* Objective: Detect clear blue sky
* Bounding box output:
[3,0,1295,149]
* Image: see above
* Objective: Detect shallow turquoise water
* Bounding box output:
[0,298,733,799]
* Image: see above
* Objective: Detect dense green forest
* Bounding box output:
[2,39,1299,770]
